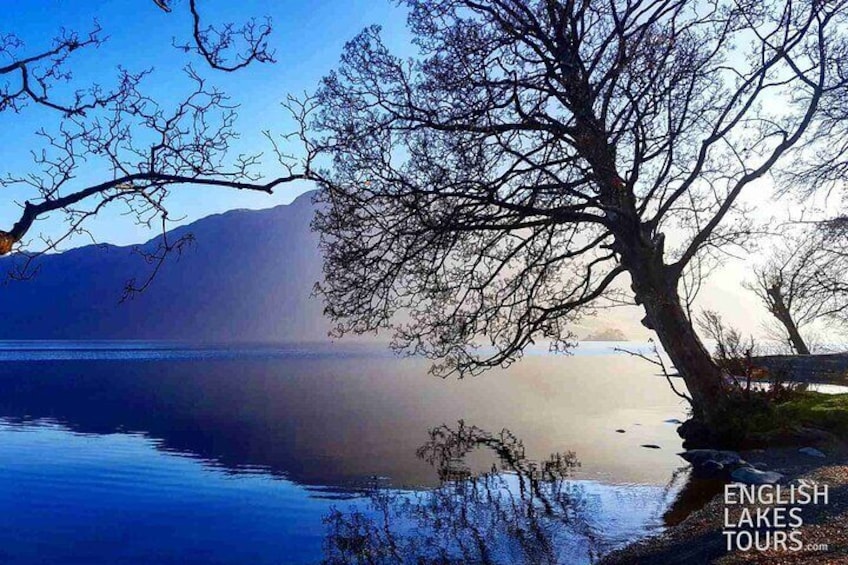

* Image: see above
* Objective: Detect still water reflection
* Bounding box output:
[0,342,704,563]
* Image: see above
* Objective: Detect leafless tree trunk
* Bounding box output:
[307,0,846,422]
[747,228,848,355]
[765,284,811,355]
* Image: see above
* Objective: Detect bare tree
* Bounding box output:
[0,1,305,275]
[781,13,848,202]
[817,216,848,303]
[696,309,761,396]
[747,227,848,354]
[308,0,845,421]
[696,311,754,369]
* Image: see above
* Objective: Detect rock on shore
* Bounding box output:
[678,448,786,484]
[599,445,848,564]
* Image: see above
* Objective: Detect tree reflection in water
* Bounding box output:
[323,421,602,564]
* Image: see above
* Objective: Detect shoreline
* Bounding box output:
[600,444,848,564]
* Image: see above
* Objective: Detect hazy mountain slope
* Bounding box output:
[0,191,329,341]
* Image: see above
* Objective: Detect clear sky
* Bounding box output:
[1,0,411,246]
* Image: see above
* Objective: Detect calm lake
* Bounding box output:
[0,341,708,564]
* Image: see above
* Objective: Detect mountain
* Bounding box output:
[0,191,330,342]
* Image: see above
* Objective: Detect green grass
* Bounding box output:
[702,391,848,447]
[772,392,848,437]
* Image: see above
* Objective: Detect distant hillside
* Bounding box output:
[0,191,329,342]
[583,327,628,342]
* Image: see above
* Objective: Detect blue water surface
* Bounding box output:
[0,341,696,564]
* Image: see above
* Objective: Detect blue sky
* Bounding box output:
[1,0,412,247]
[2,1,835,340]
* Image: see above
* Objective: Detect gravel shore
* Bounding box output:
[600,445,848,564]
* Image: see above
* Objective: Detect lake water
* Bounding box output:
[0,341,710,564]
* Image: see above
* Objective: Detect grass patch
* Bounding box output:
[772,392,848,437]
[688,392,848,448]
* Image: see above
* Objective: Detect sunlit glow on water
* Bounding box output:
[0,341,708,564]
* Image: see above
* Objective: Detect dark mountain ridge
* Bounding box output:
[0,191,328,341]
